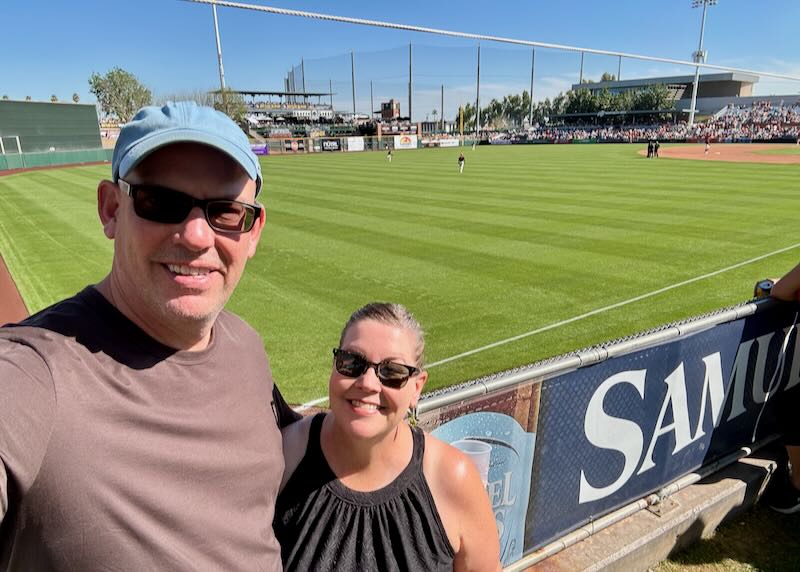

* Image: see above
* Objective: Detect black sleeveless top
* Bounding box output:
[274,414,456,571]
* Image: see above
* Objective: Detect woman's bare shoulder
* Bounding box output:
[423,434,479,500]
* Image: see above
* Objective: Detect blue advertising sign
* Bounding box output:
[432,412,535,566]
[525,303,798,550]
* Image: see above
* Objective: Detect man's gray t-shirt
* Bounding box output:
[0,287,286,571]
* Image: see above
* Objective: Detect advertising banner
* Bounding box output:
[394,134,418,149]
[346,137,364,152]
[321,139,341,152]
[438,138,460,148]
[283,139,305,153]
[432,412,535,565]
[419,300,799,564]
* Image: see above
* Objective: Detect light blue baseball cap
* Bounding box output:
[112,101,262,195]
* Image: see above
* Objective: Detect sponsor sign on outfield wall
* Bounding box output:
[420,300,798,562]
[432,412,535,565]
[346,137,364,152]
[321,139,341,152]
[394,134,418,149]
[283,139,305,153]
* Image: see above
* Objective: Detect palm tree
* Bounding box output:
[72,93,80,103]
[25,95,32,101]
[50,94,58,102]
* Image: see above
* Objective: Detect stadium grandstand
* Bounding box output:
[511,99,800,143]
[572,72,760,115]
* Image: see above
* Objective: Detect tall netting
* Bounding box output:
[287,41,800,125]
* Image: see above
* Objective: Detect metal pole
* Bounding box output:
[475,44,481,137]
[529,48,535,126]
[301,57,306,101]
[689,1,710,127]
[617,55,622,81]
[329,79,333,109]
[351,50,356,119]
[408,43,412,122]
[579,51,584,85]
[441,84,444,133]
[211,1,226,94]
[370,80,374,121]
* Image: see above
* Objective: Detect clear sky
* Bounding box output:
[4,0,799,121]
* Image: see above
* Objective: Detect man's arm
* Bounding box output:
[0,339,57,526]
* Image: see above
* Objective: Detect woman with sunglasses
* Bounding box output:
[274,302,501,572]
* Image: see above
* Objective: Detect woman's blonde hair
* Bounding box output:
[339,302,425,368]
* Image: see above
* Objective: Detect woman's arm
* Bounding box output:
[772,263,800,301]
[424,435,502,572]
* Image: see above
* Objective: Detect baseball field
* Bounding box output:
[1,143,798,404]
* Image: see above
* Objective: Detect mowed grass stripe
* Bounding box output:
[0,167,111,310]
[1,145,799,402]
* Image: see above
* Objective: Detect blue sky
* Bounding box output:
[4,0,799,121]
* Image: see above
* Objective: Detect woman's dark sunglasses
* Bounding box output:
[118,179,262,233]
[332,348,420,389]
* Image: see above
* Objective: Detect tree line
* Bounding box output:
[43,66,674,131]
[457,82,674,130]
[87,68,247,126]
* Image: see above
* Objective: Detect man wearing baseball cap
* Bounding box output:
[0,102,298,570]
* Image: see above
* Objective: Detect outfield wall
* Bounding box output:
[0,148,112,172]
[0,100,102,153]
[417,297,798,567]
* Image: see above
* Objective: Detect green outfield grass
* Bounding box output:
[1,144,799,403]
[754,146,800,156]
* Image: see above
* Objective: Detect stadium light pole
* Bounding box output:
[370,80,374,122]
[688,0,717,127]
[211,1,226,93]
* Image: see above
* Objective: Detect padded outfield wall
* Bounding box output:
[0,100,104,170]
[419,298,797,567]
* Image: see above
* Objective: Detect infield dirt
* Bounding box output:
[639,143,800,164]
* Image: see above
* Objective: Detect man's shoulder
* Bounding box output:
[216,310,268,350]
[217,309,260,335]
[1,287,100,344]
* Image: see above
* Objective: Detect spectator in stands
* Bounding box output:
[275,302,501,572]
[767,264,800,514]
[0,101,299,569]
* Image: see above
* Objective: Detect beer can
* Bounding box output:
[754,279,774,299]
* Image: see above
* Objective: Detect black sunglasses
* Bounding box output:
[332,348,420,389]
[118,179,262,233]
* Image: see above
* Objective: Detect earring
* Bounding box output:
[408,404,419,428]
